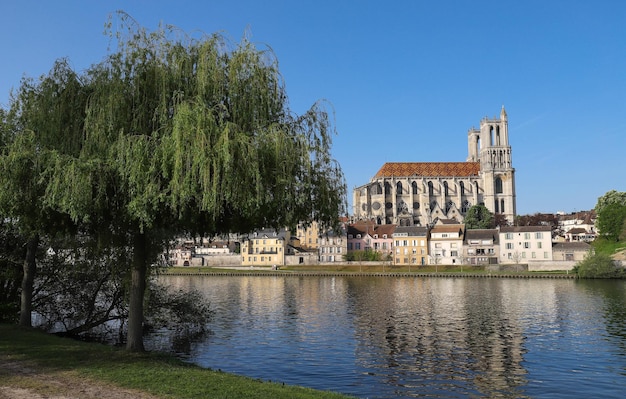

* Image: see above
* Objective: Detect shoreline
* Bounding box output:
[160,269,577,279]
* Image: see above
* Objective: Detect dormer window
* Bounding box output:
[357,234,361,238]
[373,234,378,239]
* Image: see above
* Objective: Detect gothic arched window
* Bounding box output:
[443,181,449,197]
[397,181,403,194]
[459,181,465,196]
[412,181,418,195]
[428,181,434,197]
[385,182,392,195]
[501,199,505,213]
[495,177,503,194]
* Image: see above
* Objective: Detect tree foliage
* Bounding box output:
[1,12,346,351]
[595,191,626,242]
[595,190,626,213]
[596,203,626,242]
[463,204,494,229]
[574,251,625,278]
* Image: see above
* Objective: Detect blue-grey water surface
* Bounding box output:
[147,275,626,398]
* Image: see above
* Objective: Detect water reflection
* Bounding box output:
[149,276,626,399]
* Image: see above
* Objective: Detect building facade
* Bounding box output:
[392,225,429,266]
[352,107,516,226]
[318,229,348,263]
[429,224,465,265]
[241,228,290,266]
[499,226,552,264]
[463,229,499,265]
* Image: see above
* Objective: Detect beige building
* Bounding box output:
[499,226,552,264]
[429,224,465,265]
[392,225,429,266]
[552,242,591,262]
[241,228,290,266]
[295,221,320,249]
[353,107,516,227]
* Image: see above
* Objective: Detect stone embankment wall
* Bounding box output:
[198,254,242,267]
[486,261,576,272]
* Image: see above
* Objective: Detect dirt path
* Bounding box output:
[0,357,160,399]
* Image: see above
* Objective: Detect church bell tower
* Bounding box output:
[468,106,516,223]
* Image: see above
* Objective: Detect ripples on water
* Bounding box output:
[147,276,626,398]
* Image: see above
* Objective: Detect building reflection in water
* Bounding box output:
[155,275,620,398]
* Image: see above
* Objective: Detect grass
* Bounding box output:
[592,237,626,257]
[0,324,353,399]
[160,264,574,276]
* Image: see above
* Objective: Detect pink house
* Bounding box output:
[347,222,396,259]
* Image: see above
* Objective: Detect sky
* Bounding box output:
[1,0,625,216]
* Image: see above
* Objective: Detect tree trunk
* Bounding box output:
[19,234,38,327]
[126,232,147,351]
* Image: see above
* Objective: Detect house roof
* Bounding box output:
[465,229,499,244]
[374,224,397,237]
[431,224,465,234]
[247,228,289,240]
[567,227,589,234]
[374,162,481,178]
[392,226,428,236]
[552,242,592,251]
[436,218,459,225]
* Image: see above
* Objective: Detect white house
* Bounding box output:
[499,226,553,264]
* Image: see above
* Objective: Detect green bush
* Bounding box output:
[573,252,625,278]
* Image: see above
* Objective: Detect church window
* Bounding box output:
[474,181,480,194]
[397,182,403,194]
[461,200,470,213]
[428,181,434,197]
[385,182,391,195]
[500,199,505,213]
[494,199,499,213]
[443,181,449,196]
[495,177,503,194]
[412,181,418,194]
[459,181,465,196]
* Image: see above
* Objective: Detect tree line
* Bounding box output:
[0,12,346,350]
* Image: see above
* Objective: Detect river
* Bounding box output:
[147,275,626,398]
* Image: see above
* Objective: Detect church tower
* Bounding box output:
[468,106,516,223]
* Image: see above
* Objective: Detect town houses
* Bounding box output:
[165,109,596,271]
[166,217,593,270]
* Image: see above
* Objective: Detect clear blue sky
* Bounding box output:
[2,1,625,216]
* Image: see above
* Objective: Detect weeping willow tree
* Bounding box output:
[45,13,346,351]
[0,60,88,326]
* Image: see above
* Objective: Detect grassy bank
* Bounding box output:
[0,325,352,399]
[159,264,574,277]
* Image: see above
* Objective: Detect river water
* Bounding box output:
[147,275,626,398]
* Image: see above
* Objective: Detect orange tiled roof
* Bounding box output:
[374,162,480,178]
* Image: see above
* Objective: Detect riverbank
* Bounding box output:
[159,265,577,278]
[0,325,352,399]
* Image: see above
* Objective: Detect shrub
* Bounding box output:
[573,252,625,278]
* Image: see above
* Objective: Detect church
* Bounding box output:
[352,106,516,226]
